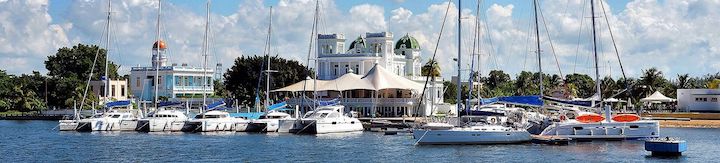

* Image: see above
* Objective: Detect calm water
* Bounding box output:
[1,121,718,162]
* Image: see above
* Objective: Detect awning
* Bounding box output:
[272,64,424,92]
[640,91,676,102]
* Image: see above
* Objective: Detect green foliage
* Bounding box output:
[213,79,227,97]
[565,73,596,98]
[224,55,311,105]
[421,60,441,77]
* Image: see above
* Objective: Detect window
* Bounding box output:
[121,87,125,96]
[334,65,338,76]
[345,65,349,73]
[136,77,140,87]
[401,51,405,56]
[100,86,105,97]
[111,85,116,96]
[713,98,718,102]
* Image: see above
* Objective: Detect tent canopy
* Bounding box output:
[272,64,424,92]
[640,91,676,102]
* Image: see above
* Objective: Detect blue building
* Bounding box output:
[129,40,214,101]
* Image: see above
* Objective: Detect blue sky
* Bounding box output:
[2,0,718,81]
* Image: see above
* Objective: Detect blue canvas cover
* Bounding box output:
[105,100,131,108]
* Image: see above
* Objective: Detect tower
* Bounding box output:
[317,34,345,55]
[152,40,168,67]
[395,33,421,77]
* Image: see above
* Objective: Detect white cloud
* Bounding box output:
[1,0,718,81]
[0,0,69,74]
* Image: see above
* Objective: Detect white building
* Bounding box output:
[89,79,129,104]
[277,32,446,117]
[129,40,214,103]
[677,89,720,112]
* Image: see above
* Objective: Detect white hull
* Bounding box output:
[290,119,364,134]
[412,126,531,145]
[78,119,139,131]
[58,120,79,131]
[138,119,186,132]
[183,118,247,132]
[246,119,288,132]
[540,120,660,139]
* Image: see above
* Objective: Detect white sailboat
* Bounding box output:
[413,0,531,145]
[134,0,191,133]
[539,0,659,140]
[137,102,188,132]
[59,0,142,131]
[279,1,363,134]
[76,101,141,131]
[183,101,249,132]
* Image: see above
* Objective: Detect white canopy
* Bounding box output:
[640,91,676,102]
[361,64,424,91]
[325,73,375,91]
[271,78,330,92]
[272,64,424,92]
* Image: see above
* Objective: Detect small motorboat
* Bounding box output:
[645,137,687,156]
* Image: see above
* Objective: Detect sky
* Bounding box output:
[1,0,718,81]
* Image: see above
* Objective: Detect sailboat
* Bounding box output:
[241,7,297,132]
[539,0,659,140]
[134,0,191,132]
[183,100,249,132]
[280,0,363,134]
[59,0,142,131]
[413,0,531,145]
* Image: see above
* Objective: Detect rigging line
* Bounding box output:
[599,0,627,82]
[414,0,453,121]
[482,15,499,70]
[522,5,533,72]
[573,0,588,74]
[537,2,563,78]
[300,0,319,112]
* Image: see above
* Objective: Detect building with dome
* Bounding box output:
[276,32,450,117]
[129,40,215,104]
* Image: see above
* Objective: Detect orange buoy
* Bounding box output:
[576,113,605,123]
[612,114,640,122]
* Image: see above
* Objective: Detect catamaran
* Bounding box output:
[183,100,249,132]
[136,101,188,132]
[539,0,659,140]
[58,1,143,131]
[289,105,363,134]
[75,101,142,131]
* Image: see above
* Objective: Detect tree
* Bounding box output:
[565,73,596,98]
[514,71,536,95]
[675,74,691,89]
[443,81,457,104]
[213,79,227,97]
[46,44,119,80]
[224,55,311,105]
[421,60,440,77]
[44,44,118,109]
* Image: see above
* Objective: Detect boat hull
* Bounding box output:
[76,119,139,131]
[540,120,660,140]
[182,120,240,132]
[58,120,79,131]
[137,119,185,132]
[412,128,531,145]
[290,119,364,134]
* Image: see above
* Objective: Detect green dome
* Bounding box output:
[395,33,420,50]
[348,36,366,51]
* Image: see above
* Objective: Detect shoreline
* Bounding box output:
[659,120,720,128]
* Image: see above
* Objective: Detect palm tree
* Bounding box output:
[640,67,664,95]
[421,60,441,77]
[676,74,690,89]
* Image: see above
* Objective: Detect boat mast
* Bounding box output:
[154,0,162,112]
[533,0,543,98]
[312,0,319,110]
[590,0,602,109]
[104,0,111,106]
[456,0,462,125]
[202,1,210,112]
[264,7,276,110]
[465,0,480,114]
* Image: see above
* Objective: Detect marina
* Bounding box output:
[1,0,720,162]
[2,120,719,162]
